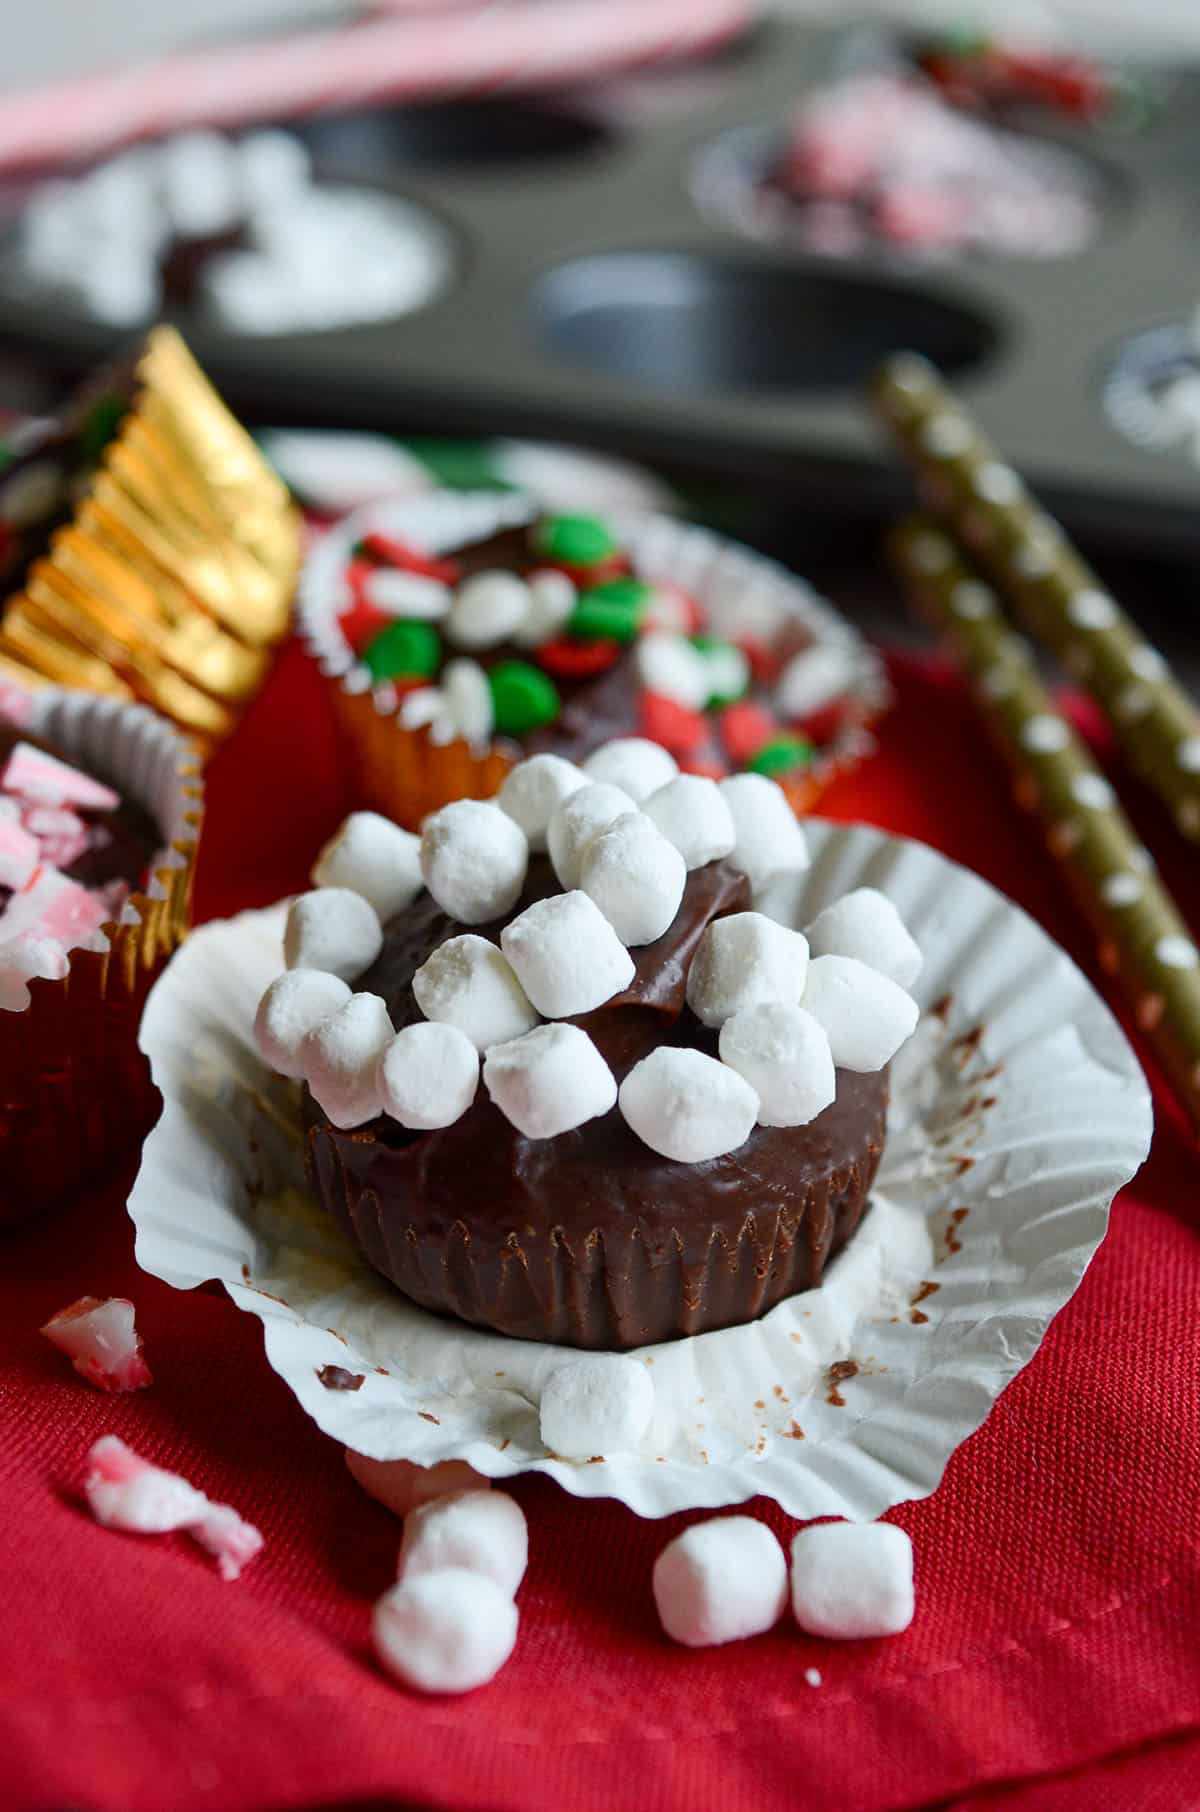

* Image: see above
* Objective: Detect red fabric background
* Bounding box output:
[2,645,1197,1812]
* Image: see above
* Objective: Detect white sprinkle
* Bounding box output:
[1101,873,1142,907]
[1013,538,1056,578]
[635,632,711,711]
[1066,590,1117,630]
[949,580,994,620]
[1071,773,1114,809]
[1128,645,1166,683]
[513,568,575,648]
[442,658,494,746]
[919,414,972,458]
[973,462,1022,505]
[1156,936,1198,970]
[1020,714,1071,754]
[364,569,451,620]
[447,571,531,651]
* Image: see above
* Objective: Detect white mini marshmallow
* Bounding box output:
[685,913,809,1029]
[301,992,393,1127]
[284,888,383,982]
[719,1002,836,1127]
[790,1523,914,1639]
[635,632,710,710]
[805,888,922,990]
[399,1490,528,1597]
[378,1021,479,1129]
[312,812,423,923]
[653,1517,788,1648]
[420,800,528,925]
[619,1046,758,1162]
[582,737,679,803]
[776,642,856,719]
[719,774,810,892]
[413,933,538,1052]
[539,1354,655,1460]
[363,569,451,620]
[546,782,637,889]
[498,754,587,852]
[442,658,494,745]
[801,956,919,1072]
[580,812,686,947]
[643,776,736,871]
[373,1569,518,1694]
[501,891,634,1018]
[513,569,575,647]
[254,968,352,1078]
[483,1023,616,1138]
[447,570,530,650]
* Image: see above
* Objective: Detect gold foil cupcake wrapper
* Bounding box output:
[1,687,202,1224]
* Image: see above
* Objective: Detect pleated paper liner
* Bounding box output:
[1,688,202,1225]
[0,326,300,753]
[300,492,889,829]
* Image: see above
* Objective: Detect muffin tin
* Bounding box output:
[0,20,1197,552]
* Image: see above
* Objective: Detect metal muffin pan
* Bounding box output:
[0,20,1197,551]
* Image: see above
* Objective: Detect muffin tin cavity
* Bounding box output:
[297,98,613,174]
[1102,319,1200,463]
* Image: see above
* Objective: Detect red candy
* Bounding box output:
[639,691,708,756]
[361,532,461,584]
[719,699,779,765]
[337,595,393,654]
[537,638,623,679]
[738,637,782,685]
[541,553,630,589]
[794,697,851,748]
[678,754,728,781]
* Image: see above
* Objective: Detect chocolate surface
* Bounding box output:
[304,855,889,1349]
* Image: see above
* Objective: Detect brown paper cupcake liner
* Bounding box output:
[1,688,202,1225]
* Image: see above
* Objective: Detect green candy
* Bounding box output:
[362,619,441,682]
[489,661,560,736]
[536,513,618,568]
[569,576,650,644]
[749,735,814,779]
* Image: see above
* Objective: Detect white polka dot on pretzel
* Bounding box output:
[719,774,809,892]
[539,1354,654,1460]
[1178,737,1200,774]
[483,1022,616,1139]
[501,891,634,1018]
[284,888,383,982]
[254,968,352,1078]
[790,1523,914,1640]
[654,1517,788,1649]
[446,570,530,650]
[301,992,394,1128]
[373,1569,518,1695]
[413,933,538,1052]
[686,912,809,1029]
[312,812,423,923]
[420,799,528,925]
[498,754,587,852]
[378,1021,479,1130]
[580,812,686,947]
[1066,590,1117,630]
[547,782,637,890]
[619,1046,758,1163]
[802,955,919,1072]
[719,1002,836,1128]
[643,775,736,871]
[1156,935,1198,970]
[581,738,678,804]
[1020,714,1070,754]
[398,1490,527,1597]
[805,888,922,990]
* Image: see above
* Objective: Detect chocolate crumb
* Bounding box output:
[910,1310,929,1324]
[786,1421,805,1440]
[240,1263,251,1282]
[954,1025,984,1052]
[418,1411,440,1425]
[931,992,954,1021]
[587,1455,604,1464]
[754,1399,765,1410]
[316,1365,364,1392]
[773,1385,788,1402]
[826,1359,859,1406]
[953,1155,976,1175]
[912,1280,941,1307]
[499,1439,510,1452]
[982,1095,998,1110]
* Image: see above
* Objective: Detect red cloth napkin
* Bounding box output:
[2,645,1197,1812]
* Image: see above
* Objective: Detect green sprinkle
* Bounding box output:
[80,393,127,464]
[362,620,441,682]
[488,661,560,737]
[536,513,618,567]
[569,576,649,643]
[749,734,814,779]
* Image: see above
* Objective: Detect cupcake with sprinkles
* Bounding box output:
[252,754,921,1348]
[299,493,886,830]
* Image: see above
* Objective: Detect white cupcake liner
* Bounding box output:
[127,821,1150,1520]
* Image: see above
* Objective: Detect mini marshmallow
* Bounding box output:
[805,887,922,990]
[413,933,538,1052]
[363,569,451,620]
[300,992,393,1128]
[497,754,587,852]
[619,1046,759,1162]
[643,775,736,871]
[447,570,530,650]
[253,968,352,1078]
[653,1517,788,1648]
[399,1490,528,1597]
[284,888,383,982]
[719,774,810,892]
[345,1452,490,1518]
[801,956,919,1072]
[484,1022,616,1138]
[539,1354,655,1460]
[41,1295,153,1393]
[442,658,494,745]
[580,812,686,947]
[373,1569,518,1695]
[635,632,710,711]
[378,1020,479,1129]
[311,812,423,923]
[420,800,528,925]
[513,568,576,647]
[582,738,679,804]
[685,913,809,1029]
[546,782,637,889]
[776,642,857,719]
[501,891,634,1018]
[719,1002,836,1127]
[790,1522,914,1639]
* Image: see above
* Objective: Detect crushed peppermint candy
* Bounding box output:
[83,1435,263,1581]
[41,1295,153,1393]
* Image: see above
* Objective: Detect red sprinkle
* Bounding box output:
[719,699,779,764]
[337,595,393,654]
[537,637,623,678]
[361,533,461,584]
[639,690,708,755]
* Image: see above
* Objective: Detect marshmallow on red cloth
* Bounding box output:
[83,1436,263,1581]
[41,1296,152,1393]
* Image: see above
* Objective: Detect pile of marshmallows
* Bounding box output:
[356,1452,914,1695]
[255,739,922,1160]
